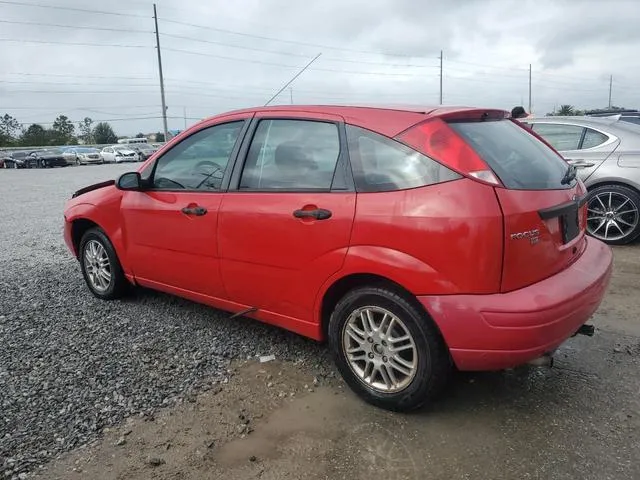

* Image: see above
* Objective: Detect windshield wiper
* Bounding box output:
[561,164,577,185]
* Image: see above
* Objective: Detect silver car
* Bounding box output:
[523,115,640,245]
[63,147,103,165]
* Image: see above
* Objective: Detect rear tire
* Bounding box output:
[79,228,128,300]
[587,184,640,245]
[328,286,451,412]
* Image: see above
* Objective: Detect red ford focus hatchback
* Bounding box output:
[63,105,613,411]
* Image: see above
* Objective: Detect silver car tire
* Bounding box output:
[587,184,640,245]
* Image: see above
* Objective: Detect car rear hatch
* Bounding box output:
[398,110,588,293]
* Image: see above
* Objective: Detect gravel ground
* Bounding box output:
[0,165,330,478]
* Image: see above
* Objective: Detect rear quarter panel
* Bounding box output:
[342,178,503,295]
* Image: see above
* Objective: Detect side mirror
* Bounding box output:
[116,171,143,191]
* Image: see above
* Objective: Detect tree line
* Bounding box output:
[0,114,166,148]
[546,105,631,116]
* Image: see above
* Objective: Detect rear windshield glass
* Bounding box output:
[449,120,572,190]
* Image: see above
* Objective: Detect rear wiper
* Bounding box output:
[561,164,577,185]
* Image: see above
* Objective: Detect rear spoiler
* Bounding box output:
[71,179,115,198]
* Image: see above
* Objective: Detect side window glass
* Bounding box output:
[152,121,244,191]
[531,123,584,151]
[239,119,340,190]
[581,128,608,149]
[346,125,460,192]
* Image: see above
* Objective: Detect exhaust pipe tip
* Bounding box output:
[575,324,595,337]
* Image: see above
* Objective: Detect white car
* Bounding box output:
[101,146,139,163]
[63,147,103,165]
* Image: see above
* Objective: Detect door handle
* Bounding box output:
[293,208,332,220]
[567,159,595,168]
[181,205,207,216]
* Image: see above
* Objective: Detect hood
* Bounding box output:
[115,149,136,155]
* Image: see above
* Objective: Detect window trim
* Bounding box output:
[144,119,250,193]
[227,116,354,193]
[529,121,617,152]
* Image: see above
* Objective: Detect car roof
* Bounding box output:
[200,104,508,137]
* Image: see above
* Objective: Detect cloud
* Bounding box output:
[0,0,638,135]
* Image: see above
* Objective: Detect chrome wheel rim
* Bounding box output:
[342,306,418,393]
[83,240,111,292]
[587,191,639,242]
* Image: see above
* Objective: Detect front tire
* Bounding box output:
[587,184,640,245]
[328,286,451,412]
[79,228,128,300]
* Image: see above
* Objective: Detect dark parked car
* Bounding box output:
[2,150,34,168]
[29,148,69,168]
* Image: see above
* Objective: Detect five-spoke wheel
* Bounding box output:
[587,184,640,245]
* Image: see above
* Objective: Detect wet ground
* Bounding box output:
[40,245,640,480]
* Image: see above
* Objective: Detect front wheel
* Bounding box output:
[79,228,128,299]
[328,286,451,412]
[587,184,640,245]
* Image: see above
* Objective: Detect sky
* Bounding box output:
[1,0,639,137]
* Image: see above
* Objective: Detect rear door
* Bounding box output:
[218,112,356,322]
[529,122,619,181]
[450,119,588,292]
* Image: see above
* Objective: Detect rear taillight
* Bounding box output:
[397,118,501,186]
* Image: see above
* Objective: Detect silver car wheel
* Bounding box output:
[587,191,639,242]
[342,306,417,393]
[83,239,112,292]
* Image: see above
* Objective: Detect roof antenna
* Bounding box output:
[264,53,322,106]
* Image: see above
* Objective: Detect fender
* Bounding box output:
[64,201,130,275]
[313,245,460,325]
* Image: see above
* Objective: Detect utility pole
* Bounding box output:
[183,106,187,130]
[439,50,443,105]
[289,87,293,104]
[528,64,532,114]
[153,3,168,142]
[608,75,613,109]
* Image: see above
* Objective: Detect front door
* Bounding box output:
[120,118,249,298]
[219,114,356,322]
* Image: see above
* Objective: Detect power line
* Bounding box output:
[0,80,159,87]
[16,115,184,126]
[160,32,436,68]
[2,105,160,110]
[0,19,152,33]
[162,46,432,76]
[0,38,151,48]
[0,0,148,18]
[158,17,423,58]
[2,72,157,80]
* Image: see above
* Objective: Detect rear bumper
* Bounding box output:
[418,237,613,371]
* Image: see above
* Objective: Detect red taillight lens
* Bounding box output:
[397,118,501,186]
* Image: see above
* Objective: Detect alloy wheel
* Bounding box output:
[83,240,112,292]
[587,191,639,242]
[342,306,418,393]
